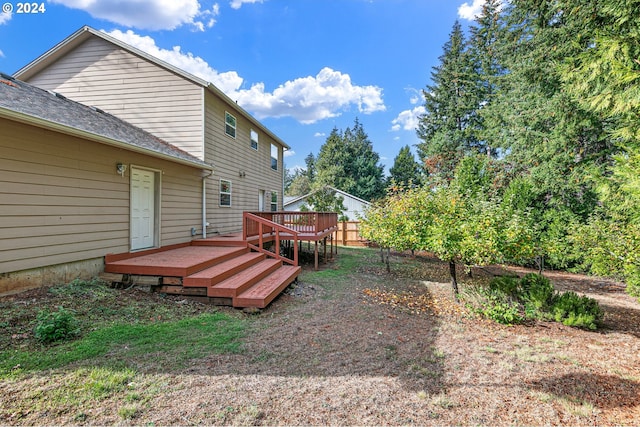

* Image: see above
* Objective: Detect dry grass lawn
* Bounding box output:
[1,246,639,425]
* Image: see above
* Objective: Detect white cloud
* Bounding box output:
[0,49,4,58]
[458,0,485,20]
[106,29,243,93]
[391,106,426,132]
[50,0,214,31]
[230,0,263,9]
[0,10,11,24]
[283,149,295,158]
[314,132,325,138]
[107,30,384,124]
[231,67,386,124]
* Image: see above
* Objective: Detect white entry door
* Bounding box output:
[131,168,156,250]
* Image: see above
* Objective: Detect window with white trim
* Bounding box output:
[220,179,232,207]
[250,129,258,150]
[270,191,278,212]
[270,143,278,170]
[225,112,236,138]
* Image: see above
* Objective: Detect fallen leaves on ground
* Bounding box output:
[362,287,467,317]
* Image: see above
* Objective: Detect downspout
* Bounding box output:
[282,147,287,210]
[202,169,213,238]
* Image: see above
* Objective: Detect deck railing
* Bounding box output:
[242,212,339,266]
[246,211,338,234]
[243,212,300,266]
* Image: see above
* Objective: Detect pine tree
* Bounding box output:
[468,0,505,157]
[315,118,385,201]
[417,21,482,181]
[480,0,611,269]
[388,145,422,188]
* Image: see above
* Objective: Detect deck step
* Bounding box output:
[208,258,282,298]
[183,252,265,288]
[234,265,302,308]
[105,246,249,277]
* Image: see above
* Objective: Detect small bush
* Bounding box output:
[551,291,603,330]
[488,276,520,298]
[466,274,602,329]
[463,286,524,325]
[34,306,80,344]
[481,291,524,324]
[520,273,556,315]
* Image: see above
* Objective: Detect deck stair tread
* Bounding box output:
[105,246,248,277]
[183,252,265,288]
[208,258,282,298]
[234,265,302,308]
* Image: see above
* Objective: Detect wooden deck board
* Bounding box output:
[208,259,281,298]
[183,252,265,288]
[104,246,248,277]
[234,265,301,308]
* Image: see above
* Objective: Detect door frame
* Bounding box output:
[258,189,266,211]
[130,165,161,251]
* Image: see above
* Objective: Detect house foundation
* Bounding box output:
[0,258,104,296]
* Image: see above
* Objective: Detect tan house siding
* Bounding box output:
[0,118,203,285]
[203,92,283,234]
[24,36,205,159]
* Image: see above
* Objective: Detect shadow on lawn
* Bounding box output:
[194,274,446,395]
[528,372,640,409]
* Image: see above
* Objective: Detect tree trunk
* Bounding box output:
[449,260,459,302]
[537,255,545,275]
[386,247,391,273]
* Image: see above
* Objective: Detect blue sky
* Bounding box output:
[0,0,486,174]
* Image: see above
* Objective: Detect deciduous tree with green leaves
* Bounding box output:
[361,160,535,300]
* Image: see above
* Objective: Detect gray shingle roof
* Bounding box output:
[0,73,211,169]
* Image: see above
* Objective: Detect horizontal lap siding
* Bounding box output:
[25,37,205,160]
[0,119,203,274]
[204,93,284,234]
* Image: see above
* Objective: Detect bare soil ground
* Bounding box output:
[1,248,639,426]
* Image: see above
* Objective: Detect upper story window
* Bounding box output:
[220,179,232,207]
[250,129,259,150]
[225,112,236,138]
[270,143,278,171]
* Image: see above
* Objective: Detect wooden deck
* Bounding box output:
[102,211,338,308]
[104,242,300,308]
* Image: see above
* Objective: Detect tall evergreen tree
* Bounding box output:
[315,118,385,201]
[468,0,505,157]
[388,145,422,187]
[417,21,482,181]
[480,0,611,268]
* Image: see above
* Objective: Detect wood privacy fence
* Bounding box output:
[334,221,369,247]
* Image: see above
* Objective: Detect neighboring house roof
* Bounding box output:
[0,73,212,170]
[284,186,372,208]
[13,25,290,151]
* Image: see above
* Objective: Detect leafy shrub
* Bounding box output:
[34,306,80,344]
[488,276,520,298]
[465,273,602,329]
[551,291,603,330]
[463,285,525,325]
[480,290,524,324]
[519,273,556,315]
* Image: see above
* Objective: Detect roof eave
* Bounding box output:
[0,107,213,171]
[205,83,290,150]
[14,26,290,151]
[14,26,210,87]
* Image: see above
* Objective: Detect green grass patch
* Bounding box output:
[1,312,245,378]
